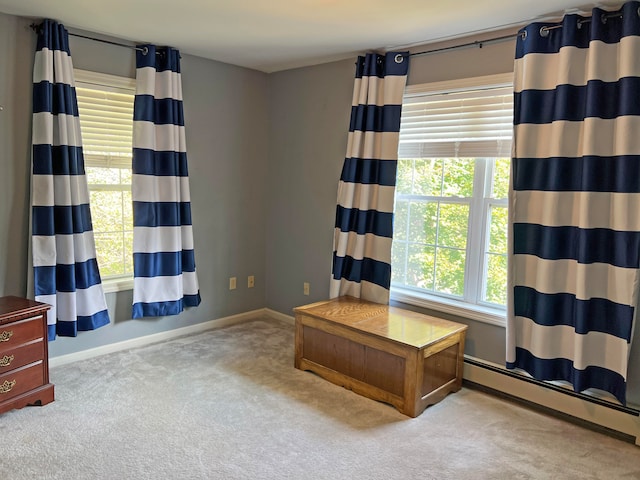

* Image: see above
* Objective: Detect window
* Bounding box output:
[75,70,135,292]
[391,74,513,324]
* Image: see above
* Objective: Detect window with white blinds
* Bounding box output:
[398,75,513,159]
[391,74,513,324]
[75,70,135,290]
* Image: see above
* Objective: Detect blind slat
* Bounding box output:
[400,83,513,158]
[75,75,135,166]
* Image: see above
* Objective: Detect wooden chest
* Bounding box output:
[0,296,54,414]
[294,296,467,417]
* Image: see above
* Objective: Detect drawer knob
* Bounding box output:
[0,379,16,394]
[0,330,13,342]
[0,355,14,367]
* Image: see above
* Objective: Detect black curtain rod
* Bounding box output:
[68,31,148,54]
[408,32,520,58]
[407,8,629,58]
[29,23,151,55]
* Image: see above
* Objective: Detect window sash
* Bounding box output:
[393,158,502,306]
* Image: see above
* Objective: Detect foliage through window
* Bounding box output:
[391,75,513,311]
[75,70,135,283]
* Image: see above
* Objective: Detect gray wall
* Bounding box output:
[0,12,268,358]
[266,58,354,314]
[0,14,35,299]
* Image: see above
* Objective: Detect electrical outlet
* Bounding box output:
[303,282,310,296]
[248,275,255,288]
[229,277,237,290]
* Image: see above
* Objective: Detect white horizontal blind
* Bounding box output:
[74,70,135,168]
[399,82,513,158]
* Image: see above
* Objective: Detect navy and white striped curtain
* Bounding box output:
[508,1,640,404]
[31,19,110,340]
[330,52,409,304]
[132,45,201,318]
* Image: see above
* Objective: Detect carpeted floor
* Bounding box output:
[1,317,639,479]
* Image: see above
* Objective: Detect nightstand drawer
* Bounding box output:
[0,362,45,403]
[0,316,43,355]
[0,341,45,375]
[0,297,53,414]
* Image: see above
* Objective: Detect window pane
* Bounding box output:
[90,191,124,232]
[488,205,508,254]
[491,157,510,199]
[407,244,435,290]
[122,191,133,228]
[94,232,126,277]
[434,247,465,297]
[412,159,442,196]
[120,168,132,184]
[437,203,469,249]
[484,205,508,306]
[443,158,474,197]
[391,242,407,284]
[123,231,134,275]
[393,200,409,241]
[485,254,507,305]
[396,159,414,195]
[86,166,122,185]
[408,202,437,244]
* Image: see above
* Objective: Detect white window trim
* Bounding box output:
[76,69,136,294]
[102,276,134,294]
[403,72,514,97]
[391,286,506,327]
[392,73,513,328]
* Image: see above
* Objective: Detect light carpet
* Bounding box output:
[1,317,639,479]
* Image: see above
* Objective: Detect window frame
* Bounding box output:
[390,73,513,327]
[74,69,136,294]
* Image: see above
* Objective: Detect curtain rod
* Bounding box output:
[407,8,629,57]
[29,23,150,55]
[538,10,625,37]
[68,31,149,54]
[408,32,521,58]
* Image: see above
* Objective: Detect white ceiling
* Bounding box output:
[0,0,621,73]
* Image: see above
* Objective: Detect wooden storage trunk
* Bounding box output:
[294,296,467,417]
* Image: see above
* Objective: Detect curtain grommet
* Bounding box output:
[520,30,528,40]
[394,54,404,64]
[540,26,550,37]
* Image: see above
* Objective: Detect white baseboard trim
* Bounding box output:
[49,308,267,369]
[264,308,295,325]
[463,356,640,446]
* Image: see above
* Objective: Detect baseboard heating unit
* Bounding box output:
[463,356,640,446]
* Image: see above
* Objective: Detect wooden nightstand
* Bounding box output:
[0,296,54,414]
